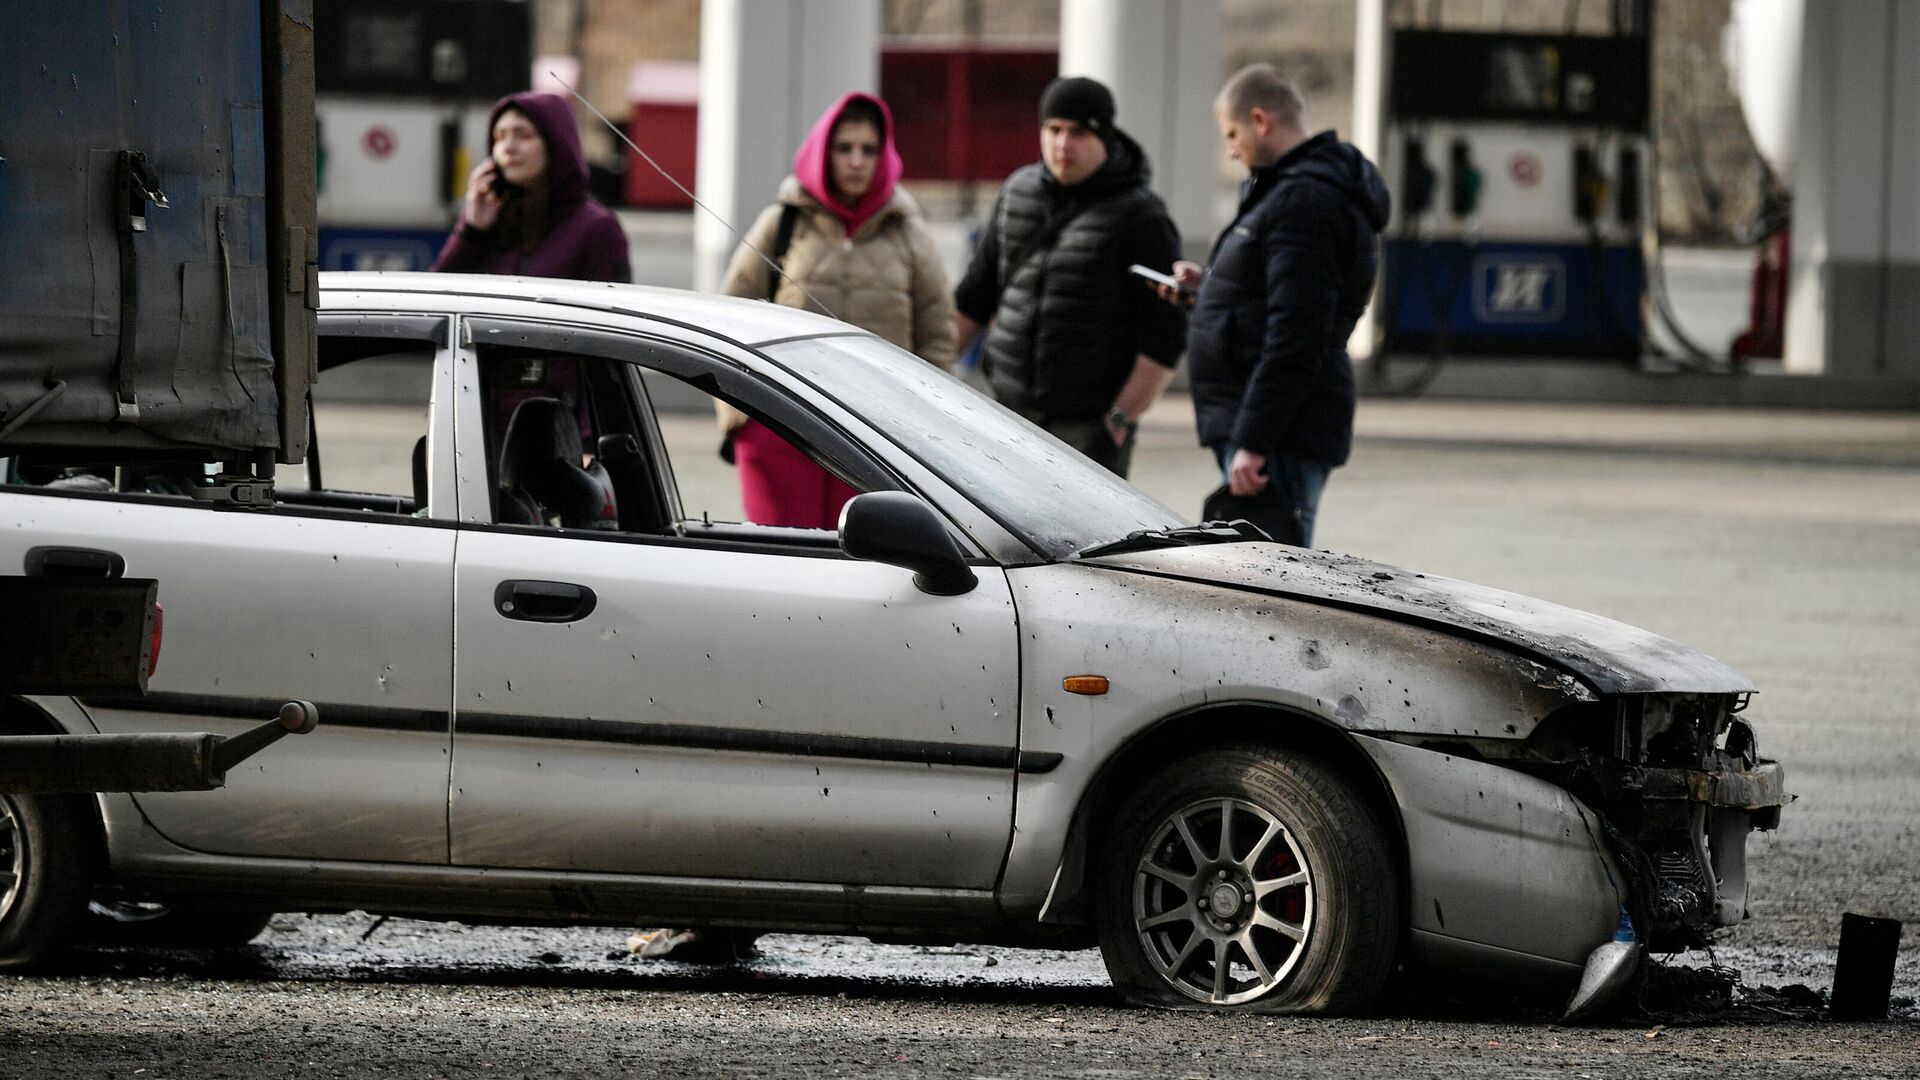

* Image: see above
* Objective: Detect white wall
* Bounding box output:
[693,0,880,293]
[1786,0,1920,378]
[1059,0,1222,262]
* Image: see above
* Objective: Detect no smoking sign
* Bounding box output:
[363,125,397,160]
[1508,152,1543,188]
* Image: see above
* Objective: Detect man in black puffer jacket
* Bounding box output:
[1163,64,1390,546]
[954,77,1186,478]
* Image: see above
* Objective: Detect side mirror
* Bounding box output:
[838,491,977,596]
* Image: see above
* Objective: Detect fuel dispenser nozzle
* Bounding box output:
[1448,138,1482,219]
[1402,135,1437,218]
[1574,144,1611,224]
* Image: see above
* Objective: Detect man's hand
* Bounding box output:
[462,158,505,232]
[1228,448,1269,496]
[954,311,983,354]
[1107,355,1176,446]
[1152,260,1205,307]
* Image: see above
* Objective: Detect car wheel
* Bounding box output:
[1094,745,1400,1013]
[86,899,275,948]
[0,792,94,970]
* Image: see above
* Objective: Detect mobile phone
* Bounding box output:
[489,171,516,198]
[1129,263,1190,294]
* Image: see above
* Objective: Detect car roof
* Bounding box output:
[319,271,862,348]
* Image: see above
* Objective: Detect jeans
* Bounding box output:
[1017,410,1136,478]
[1210,445,1331,547]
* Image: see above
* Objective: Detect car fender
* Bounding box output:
[998,563,1594,924]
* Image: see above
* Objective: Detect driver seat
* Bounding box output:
[495,397,618,529]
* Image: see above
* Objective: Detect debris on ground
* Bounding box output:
[1635,958,1831,1025]
[627,928,699,959]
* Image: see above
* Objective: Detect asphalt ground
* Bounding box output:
[6,396,1917,1076]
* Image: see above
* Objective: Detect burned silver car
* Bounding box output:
[0,274,1786,1012]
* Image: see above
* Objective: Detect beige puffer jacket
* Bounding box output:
[716,178,956,434]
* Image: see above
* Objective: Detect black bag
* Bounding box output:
[723,205,805,465]
[764,203,801,301]
[1201,484,1304,547]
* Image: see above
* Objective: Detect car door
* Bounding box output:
[1,314,458,863]
[446,319,1022,889]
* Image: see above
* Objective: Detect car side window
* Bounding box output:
[473,344,881,546]
[275,347,435,517]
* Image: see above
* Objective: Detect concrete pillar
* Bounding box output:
[1059,0,1221,262]
[1348,0,1389,361]
[1785,0,1920,379]
[693,0,879,293]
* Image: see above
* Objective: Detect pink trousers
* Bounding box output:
[732,420,858,529]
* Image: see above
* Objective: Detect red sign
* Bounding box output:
[363,126,397,160]
[1508,152,1543,188]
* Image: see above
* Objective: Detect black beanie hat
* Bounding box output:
[1039,76,1116,140]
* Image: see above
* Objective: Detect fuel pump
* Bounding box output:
[1376,24,1652,361]
[314,0,531,272]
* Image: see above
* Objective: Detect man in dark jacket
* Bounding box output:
[953,77,1186,478]
[1163,64,1390,545]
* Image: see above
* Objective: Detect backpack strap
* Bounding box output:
[765,204,801,302]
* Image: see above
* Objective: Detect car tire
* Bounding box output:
[86,900,275,948]
[1093,744,1400,1014]
[0,792,96,970]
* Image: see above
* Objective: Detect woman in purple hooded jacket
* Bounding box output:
[432,92,630,282]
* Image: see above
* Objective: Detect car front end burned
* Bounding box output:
[1013,542,1788,1009]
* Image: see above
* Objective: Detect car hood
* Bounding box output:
[1081,544,1755,695]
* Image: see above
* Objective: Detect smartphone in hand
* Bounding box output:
[1128,264,1186,292]
[1130,263,1195,307]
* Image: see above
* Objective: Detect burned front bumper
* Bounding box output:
[1364,695,1791,978]
[1562,698,1791,950]
[1615,750,1788,941]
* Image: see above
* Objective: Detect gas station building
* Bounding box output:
[690,0,1917,407]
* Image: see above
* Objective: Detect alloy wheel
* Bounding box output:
[0,797,23,924]
[1131,796,1314,1005]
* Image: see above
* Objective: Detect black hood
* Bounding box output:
[1280,131,1391,233]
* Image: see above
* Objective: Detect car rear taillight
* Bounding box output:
[148,602,163,677]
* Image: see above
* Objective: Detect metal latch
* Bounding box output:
[189,475,276,508]
[117,149,169,233]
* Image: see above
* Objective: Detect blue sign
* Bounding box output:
[1472,253,1567,324]
[1381,239,1643,356]
[319,227,448,272]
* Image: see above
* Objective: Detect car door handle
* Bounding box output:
[25,545,126,579]
[494,579,597,623]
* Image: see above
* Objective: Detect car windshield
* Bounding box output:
[761,335,1189,558]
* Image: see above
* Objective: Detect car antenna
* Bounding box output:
[552,73,842,322]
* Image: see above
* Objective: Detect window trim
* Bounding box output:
[314,313,460,523]
[458,316,980,558]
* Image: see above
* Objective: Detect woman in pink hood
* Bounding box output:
[715,91,956,530]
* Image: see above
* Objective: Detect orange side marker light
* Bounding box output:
[1062,675,1109,696]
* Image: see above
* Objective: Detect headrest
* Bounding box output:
[497,397,583,488]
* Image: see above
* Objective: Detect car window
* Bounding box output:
[474,348,869,544]
[275,348,434,516]
[761,335,1187,558]
[0,456,209,498]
